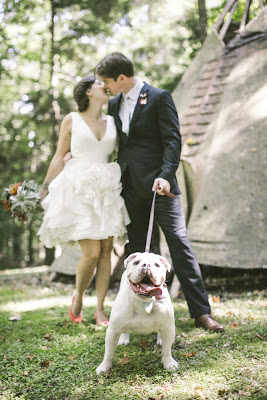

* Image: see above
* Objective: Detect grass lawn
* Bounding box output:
[0,272,266,400]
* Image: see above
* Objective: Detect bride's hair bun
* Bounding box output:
[74,76,96,112]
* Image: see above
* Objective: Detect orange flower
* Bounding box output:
[9,183,20,195]
[3,199,11,211]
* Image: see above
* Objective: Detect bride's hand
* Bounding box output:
[63,152,72,165]
[39,184,49,203]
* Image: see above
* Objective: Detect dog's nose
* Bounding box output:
[142,264,150,274]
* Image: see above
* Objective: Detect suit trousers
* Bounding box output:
[122,182,211,318]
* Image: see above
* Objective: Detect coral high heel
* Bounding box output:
[69,296,82,323]
[94,310,109,327]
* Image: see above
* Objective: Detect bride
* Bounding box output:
[38,75,129,325]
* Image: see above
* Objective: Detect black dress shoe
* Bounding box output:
[195,314,225,332]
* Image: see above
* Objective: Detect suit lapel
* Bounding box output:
[128,83,149,137]
[111,83,150,143]
[111,94,128,143]
[113,93,122,130]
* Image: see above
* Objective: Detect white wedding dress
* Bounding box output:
[38,112,130,248]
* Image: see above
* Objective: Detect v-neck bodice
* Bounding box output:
[76,112,107,142]
[70,112,117,163]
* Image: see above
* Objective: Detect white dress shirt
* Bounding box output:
[119,78,144,134]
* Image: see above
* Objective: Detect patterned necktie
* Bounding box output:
[122,95,131,135]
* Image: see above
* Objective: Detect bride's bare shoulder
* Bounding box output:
[62,113,73,125]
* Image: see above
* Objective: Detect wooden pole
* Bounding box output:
[219,0,239,40]
[213,0,238,32]
[240,0,253,32]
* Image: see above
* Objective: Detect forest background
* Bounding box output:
[0,0,258,270]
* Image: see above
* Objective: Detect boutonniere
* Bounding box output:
[139,93,147,105]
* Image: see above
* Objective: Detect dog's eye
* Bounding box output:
[155,263,160,268]
[134,260,140,265]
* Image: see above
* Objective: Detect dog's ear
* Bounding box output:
[124,252,139,268]
[159,256,172,272]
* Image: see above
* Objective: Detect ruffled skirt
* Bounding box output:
[37,159,130,248]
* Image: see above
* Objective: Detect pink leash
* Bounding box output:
[145,188,175,253]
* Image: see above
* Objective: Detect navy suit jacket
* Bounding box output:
[108,82,181,199]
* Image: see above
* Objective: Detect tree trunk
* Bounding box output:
[198,0,207,44]
[44,0,61,266]
[27,222,34,266]
[12,225,22,267]
[45,247,55,266]
[50,0,60,154]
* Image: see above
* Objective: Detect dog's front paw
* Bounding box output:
[96,361,112,375]
[118,333,129,345]
[162,357,179,370]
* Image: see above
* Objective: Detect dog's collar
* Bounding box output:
[140,297,155,313]
[137,289,167,314]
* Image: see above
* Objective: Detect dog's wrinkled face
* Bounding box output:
[124,252,171,299]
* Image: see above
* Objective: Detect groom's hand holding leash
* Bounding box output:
[152,178,175,199]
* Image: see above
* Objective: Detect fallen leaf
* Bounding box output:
[67,354,76,360]
[183,352,196,357]
[252,389,261,394]
[39,345,48,350]
[230,321,238,328]
[118,351,129,365]
[212,295,220,303]
[56,320,69,327]
[23,371,31,376]
[195,387,206,400]
[238,390,249,396]
[218,388,229,396]
[3,355,8,360]
[139,340,148,351]
[256,334,264,340]
[44,334,53,341]
[178,318,190,322]
[40,360,50,368]
[181,332,187,338]
[27,355,35,360]
[9,315,22,321]
[249,314,258,320]
[226,311,234,317]
[18,337,25,341]
[0,336,6,340]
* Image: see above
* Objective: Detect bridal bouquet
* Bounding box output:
[1,180,41,222]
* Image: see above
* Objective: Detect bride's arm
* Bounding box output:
[40,114,72,201]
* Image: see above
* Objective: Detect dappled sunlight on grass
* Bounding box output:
[0,291,115,314]
[0,281,266,399]
[0,295,97,313]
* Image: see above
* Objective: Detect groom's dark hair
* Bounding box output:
[94,52,134,80]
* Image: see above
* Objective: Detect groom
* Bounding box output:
[95,52,224,332]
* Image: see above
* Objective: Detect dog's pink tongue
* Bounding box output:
[139,283,162,297]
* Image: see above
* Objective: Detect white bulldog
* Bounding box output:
[96,252,178,374]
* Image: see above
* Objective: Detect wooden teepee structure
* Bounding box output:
[172,0,267,269]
